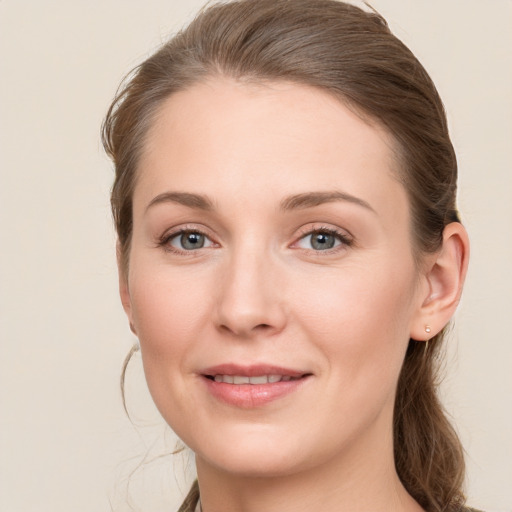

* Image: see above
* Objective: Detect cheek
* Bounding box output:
[127,261,216,426]
[290,260,417,390]
[293,269,416,454]
[292,259,415,332]
[128,258,214,367]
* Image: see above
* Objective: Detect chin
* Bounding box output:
[186,424,307,477]
[193,424,343,480]
[200,449,306,479]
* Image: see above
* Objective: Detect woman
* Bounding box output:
[102,1,474,511]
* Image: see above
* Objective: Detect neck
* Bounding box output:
[195,418,424,512]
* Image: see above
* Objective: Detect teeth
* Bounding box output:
[233,375,250,384]
[249,375,268,384]
[212,374,299,384]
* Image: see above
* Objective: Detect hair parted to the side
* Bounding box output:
[102,1,465,511]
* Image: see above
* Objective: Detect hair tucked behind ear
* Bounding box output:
[103,1,466,510]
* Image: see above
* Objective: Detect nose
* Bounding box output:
[214,244,287,338]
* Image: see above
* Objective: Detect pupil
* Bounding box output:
[181,232,204,250]
[312,232,335,250]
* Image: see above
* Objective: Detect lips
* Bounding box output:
[201,364,311,408]
[212,374,300,384]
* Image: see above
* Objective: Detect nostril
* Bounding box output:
[218,322,273,336]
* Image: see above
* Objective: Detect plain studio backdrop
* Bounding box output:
[0,1,510,511]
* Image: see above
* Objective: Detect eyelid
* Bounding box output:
[156,222,353,255]
[157,224,219,254]
[290,224,354,252]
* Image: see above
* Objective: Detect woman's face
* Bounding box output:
[122,78,429,477]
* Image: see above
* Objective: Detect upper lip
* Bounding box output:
[201,363,309,378]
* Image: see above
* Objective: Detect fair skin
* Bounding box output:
[120,78,468,512]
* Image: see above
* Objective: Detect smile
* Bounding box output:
[211,374,301,384]
[201,365,311,408]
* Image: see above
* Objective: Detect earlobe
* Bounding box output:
[410,222,470,340]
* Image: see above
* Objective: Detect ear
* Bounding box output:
[410,222,470,341]
[117,242,137,336]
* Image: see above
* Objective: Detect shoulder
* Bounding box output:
[177,480,199,512]
[175,490,486,512]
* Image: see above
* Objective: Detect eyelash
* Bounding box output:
[293,226,353,254]
[158,225,353,255]
[158,225,217,255]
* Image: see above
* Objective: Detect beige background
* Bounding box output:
[0,1,511,511]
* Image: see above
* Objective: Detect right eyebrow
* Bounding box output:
[145,191,215,213]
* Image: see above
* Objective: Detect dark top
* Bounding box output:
[178,480,483,512]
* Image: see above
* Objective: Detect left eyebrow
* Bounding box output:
[280,191,376,214]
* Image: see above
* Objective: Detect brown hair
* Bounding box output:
[102,1,465,510]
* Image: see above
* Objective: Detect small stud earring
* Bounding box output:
[425,325,431,334]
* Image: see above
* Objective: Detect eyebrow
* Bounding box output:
[145,190,375,215]
[145,191,214,213]
[280,191,376,214]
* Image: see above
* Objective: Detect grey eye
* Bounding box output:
[310,232,336,250]
[297,231,342,251]
[170,231,212,250]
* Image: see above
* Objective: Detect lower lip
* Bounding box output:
[202,377,309,408]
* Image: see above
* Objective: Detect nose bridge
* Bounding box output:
[215,237,285,337]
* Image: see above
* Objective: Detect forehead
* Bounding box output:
[136,78,407,223]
